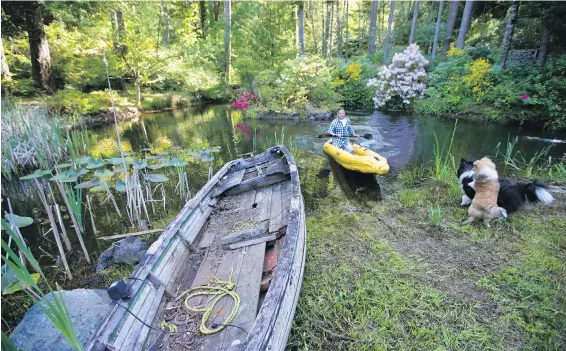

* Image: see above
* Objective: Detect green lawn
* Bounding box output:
[288,167,566,350]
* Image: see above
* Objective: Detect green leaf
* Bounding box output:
[107,157,125,165]
[75,178,101,189]
[20,169,51,180]
[145,174,169,182]
[78,156,92,165]
[114,164,130,173]
[50,174,78,183]
[94,169,115,178]
[4,214,34,228]
[56,163,73,169]
[133,159,147,169]
[86,158,105,169]
[2,273,40,295]
[148,163,166,170]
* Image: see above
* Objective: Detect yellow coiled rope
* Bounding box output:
[176,268,241,335]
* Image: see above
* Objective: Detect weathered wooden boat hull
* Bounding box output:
[86,145,305,351]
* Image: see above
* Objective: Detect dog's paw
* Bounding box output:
[460,195,472,207]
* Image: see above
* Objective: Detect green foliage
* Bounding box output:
[45,90,132,115]
[333,58,377,108]
[257,56,340,113]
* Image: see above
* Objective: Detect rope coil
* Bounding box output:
[176,268,241,335]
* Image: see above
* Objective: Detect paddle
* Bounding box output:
[317,132,373,139]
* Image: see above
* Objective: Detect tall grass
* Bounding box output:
[272,127,298,160]
[432,120,458,182]
[1,219,82,350]
[495,136,555,178]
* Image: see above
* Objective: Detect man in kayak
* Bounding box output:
[327,108,359,153]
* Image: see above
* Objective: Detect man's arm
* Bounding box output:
[347,122,358,137]
[327,120,338,137]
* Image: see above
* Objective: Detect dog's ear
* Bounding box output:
[460,158,468,164]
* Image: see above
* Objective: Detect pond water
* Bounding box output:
[3,104,565,263]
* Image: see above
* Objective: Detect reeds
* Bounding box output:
[432,120,458,182]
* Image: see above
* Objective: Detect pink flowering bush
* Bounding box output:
[232,92,259,110]
[367,44,428,109]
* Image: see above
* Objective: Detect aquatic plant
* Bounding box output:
[432,120,458,182]
[368,44,428,108]
[1,219,82,350]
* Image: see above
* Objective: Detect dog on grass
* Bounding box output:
[464,157,508,227]
[458,158,554,213]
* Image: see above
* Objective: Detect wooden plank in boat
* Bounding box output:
[280,181,291,226]
[221,221,269,247]
[111,282,154,348]
[228,234,276,250]
[214,169,246,197]
[221,243,266,349]
[268,184,283,233]
[254,186,273,223]
[124,285,166,351]
[225,173,289,197]
[201,248,246,350]
[183,200,215,244]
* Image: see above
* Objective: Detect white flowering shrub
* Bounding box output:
[367,44,428,109]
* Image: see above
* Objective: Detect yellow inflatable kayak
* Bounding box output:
[323,140,390,174]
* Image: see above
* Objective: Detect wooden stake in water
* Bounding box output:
[54,204,72,251]
[86,194,98,235]
[54,180,91,264]
[34,179,73,280]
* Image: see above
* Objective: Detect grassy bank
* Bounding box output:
[289,159,566,350]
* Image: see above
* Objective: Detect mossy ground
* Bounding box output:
[288,162,566,350]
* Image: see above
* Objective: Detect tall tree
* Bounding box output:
[298,1,305,55]
[199,1,207,39]
[328,0,334,61]
[336,0,342,59]
[383,0,395,64]
[1,37,11,81]
[409,0,419,44]
[212,1,220,22]
[431,0,444,57]
[456,0,473,48]
[111,9,125,50]
[161,0,169,46]
[223,0,231,84]
[26,1,54,93]
[499,1,518,69]
[537,30,550,68]
[441,0,459,57]
[323,1,330,57]
[309,0,318,54]
[344,0,349,61]
[368,0,379,56]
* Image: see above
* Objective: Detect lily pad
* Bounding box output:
[200,154,214,163]
[148,163,166,170]
[3,214,34,228]
[94,169,115,178]
[78,156,92,165]
[50,174,79,183]
[20,169,52,180]
[89,182,109,192]
[170,157,187,167]
[107,157,125,165]
[132,159,147,169]
[77,168,88,176]
[145,174,169,183]
[2,271,40,295]
[145,155,161,160]
[75,178,101,189]
[86,158,105,169]
[56,163,74,169]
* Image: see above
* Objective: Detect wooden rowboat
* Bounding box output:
[86,145,306,351]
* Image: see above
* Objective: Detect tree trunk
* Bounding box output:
[26,2,54,93]
[455,0,473,48]
[328,1,334,62]
[213,1,220,22]
[431,0,444,57]
[135,70,141,108]
[368,0,379,55]
[537,29,550,68]
[344,0,349,61]
[441,0,459,57]
[199,0,207,39]
[298,2,305,55]
[499,1,518,69]
[383,0,395,64]
[161,0,170,46]
[1,38,11,81]
[111,10,125,50]
[336,0,342,59]
[409,0,419,44]
[223,0,231,84]
[430,0,436,14]
[310,0,318,54]
[323,1,329,58]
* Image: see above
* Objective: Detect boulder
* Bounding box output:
[96,236,148,273]
[9,289,112,351]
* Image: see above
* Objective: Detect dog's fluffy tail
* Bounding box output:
[487,206,508,220]
[525,180,555,205]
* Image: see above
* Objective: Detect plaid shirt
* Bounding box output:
[327,118,354,149]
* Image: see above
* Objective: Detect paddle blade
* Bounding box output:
[362,133,373,140]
